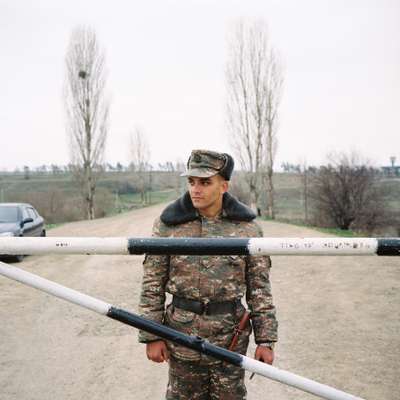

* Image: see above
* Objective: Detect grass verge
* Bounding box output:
[261,216,359,237]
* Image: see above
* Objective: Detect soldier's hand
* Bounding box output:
[146,340,169,363]
[254,345,274,365]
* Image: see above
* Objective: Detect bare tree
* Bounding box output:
[129,128,151,205]
[226,19,283,217]
[310,152,387,231]
[64,26,110,220]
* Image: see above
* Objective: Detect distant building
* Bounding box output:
[381,166,400,177]
[382,156,400,177]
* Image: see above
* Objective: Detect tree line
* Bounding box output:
[2,159,397,235]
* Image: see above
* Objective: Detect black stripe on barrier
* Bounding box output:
[377,238,400,256]
[127,238,250,255]
[106,307,243,366]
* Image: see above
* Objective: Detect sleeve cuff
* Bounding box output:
[138,331,163,343]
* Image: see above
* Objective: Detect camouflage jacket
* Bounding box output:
[139,192,278,361]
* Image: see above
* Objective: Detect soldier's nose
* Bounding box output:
[192,184,202,193]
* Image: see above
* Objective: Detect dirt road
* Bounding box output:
[0,203,398,400]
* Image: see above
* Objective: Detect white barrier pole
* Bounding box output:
[0,236,399,256]
[0,261,365,400]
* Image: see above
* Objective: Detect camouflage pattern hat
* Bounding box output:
[181,149,234,180]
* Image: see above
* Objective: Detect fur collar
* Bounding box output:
[160,192,256,225]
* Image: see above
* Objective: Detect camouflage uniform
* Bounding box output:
[139,150,278,400]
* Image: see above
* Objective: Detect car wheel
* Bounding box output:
[41,230,46,237]
[13,254,24,263]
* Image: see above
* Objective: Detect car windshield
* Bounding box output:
[0,206,19,223]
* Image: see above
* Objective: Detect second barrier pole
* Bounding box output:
[0,261,365,400]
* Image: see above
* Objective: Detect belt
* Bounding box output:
[172,296,240,316]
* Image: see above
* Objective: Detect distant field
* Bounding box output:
[0,170,182,223]
[113,190,179,214]
[273,174,400,223]
[0,171,398,233]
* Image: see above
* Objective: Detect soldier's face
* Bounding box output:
[187,175,228,214]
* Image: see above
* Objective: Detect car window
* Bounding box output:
[0,206,19,222]
[27,208,36,220]
[21,207,30,220]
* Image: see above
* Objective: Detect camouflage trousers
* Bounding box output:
[166,355,246,400]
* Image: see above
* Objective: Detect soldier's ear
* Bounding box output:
[221,180,229,194]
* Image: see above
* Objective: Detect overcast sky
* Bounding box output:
[0,0,399,171]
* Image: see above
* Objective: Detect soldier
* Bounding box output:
[139,149,278,400]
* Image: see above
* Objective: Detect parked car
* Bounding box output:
[0,203,46,262]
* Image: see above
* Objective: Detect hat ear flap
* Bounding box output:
[220,153,234,180]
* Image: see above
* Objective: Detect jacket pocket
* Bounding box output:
[168,305,196,324]
[164,304,200,361]
[228,255,246,281]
